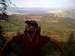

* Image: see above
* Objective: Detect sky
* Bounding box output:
[11,0,75,9]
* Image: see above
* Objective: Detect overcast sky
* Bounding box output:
[11,0,75,9]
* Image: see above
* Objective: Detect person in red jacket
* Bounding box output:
[2,20,66,56]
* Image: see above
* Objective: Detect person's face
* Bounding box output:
[25,24,37,33]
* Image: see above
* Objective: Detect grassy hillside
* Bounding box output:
[0,14,75,41]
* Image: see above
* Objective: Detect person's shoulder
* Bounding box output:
[40,35,50,42]
[40,35,50,39]
[12,34,24,41]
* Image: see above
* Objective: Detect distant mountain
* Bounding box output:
[7,7,48,15]
[6,7,75,19]
[48,9,75,18]
[64,9,75,19]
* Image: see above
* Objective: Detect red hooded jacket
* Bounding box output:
[2,29,66,56]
